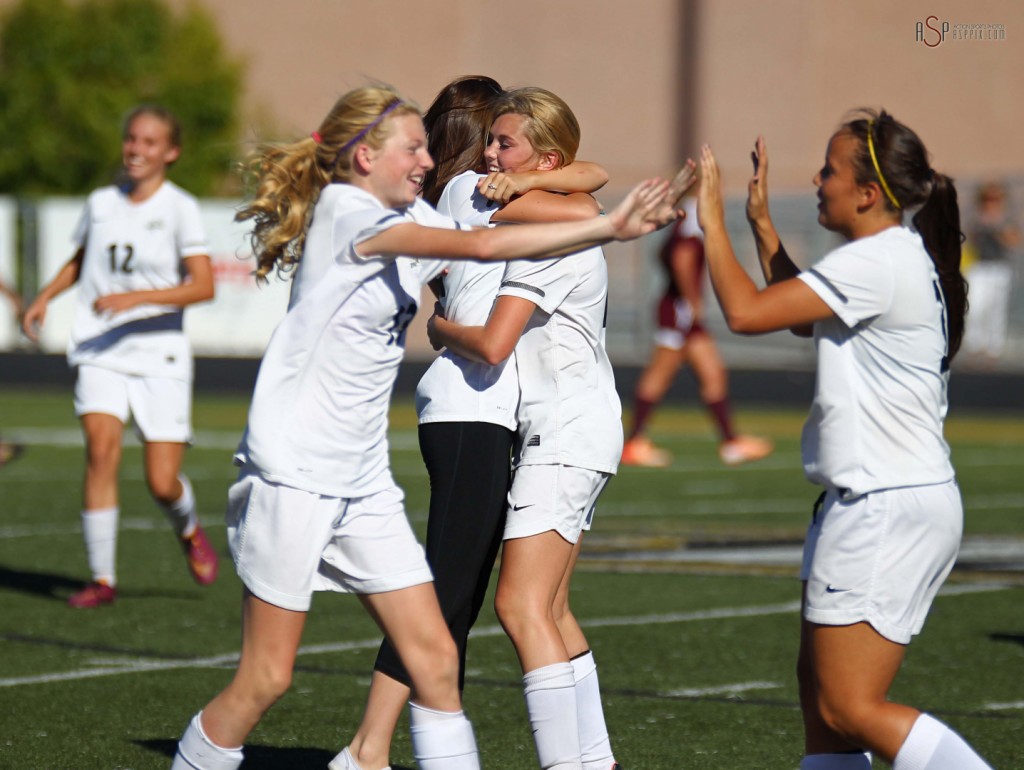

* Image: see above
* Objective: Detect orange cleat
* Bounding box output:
[718,435,774,466]
[621,437,672,468]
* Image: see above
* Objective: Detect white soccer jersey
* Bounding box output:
[798,225,955,498]
[497,247,623,473]
[236,184,450,498]
[67,182,208,380]
[416,171,519,429]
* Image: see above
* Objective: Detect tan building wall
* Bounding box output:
[2,0,1017,190]
[152,0,1023,192]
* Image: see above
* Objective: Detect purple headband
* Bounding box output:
[339,100,404,154]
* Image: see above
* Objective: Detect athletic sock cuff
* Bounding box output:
[173,712,243,770]
[408,704,478,764]
[409,702,465,724]
[173,474,195,512]
[523,662,575,694]
[894,713,945,770]
[569,650,596,682]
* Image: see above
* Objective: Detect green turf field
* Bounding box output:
[1,386,1022,769]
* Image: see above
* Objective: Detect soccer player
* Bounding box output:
[341,76,611,770]
[621,197,773,468]
[0,278,26,467]
[429,87,694,770]
[22,106,217,607]
[697,112,993,769]
[169,84,680,770]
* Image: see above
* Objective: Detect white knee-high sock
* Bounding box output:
[893,713,993,770]
[162,473,198,538]
[81,507,118,586]
[799,751,872,769]
[408,702,479,770]
[523,662,583,770]
[571,651,615,770]
[171,712,243,770]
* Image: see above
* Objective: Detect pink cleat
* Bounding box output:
[68,581,117,608]
[182,524,219,586]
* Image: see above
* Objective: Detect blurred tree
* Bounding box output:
[0,0,242,196]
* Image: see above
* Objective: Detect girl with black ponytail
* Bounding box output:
[695,112,993,770]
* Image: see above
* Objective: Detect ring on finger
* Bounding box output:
[487,184,497,190]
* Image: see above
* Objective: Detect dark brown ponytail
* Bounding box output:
[912,172,968,361]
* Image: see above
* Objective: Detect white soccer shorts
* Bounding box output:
[800,479,963,644]
[74,364,192,443]
[504,464,611,544]
[225,468,433,612]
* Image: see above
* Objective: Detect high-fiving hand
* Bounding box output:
[697,145,724,232]
[746,135,770,224]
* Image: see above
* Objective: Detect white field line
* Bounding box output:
[0,516,228,540]
[985,700,1024,711]
[0,460,431,484]
[599,494,1024,517]
[2,428,423,452]
[665,681,783,697]
[1,585,1009,692]
[4,498,1024,540]
[1,602,802,689]
[6,428,1024,468]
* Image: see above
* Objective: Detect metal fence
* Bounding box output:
[3,183,1023,374]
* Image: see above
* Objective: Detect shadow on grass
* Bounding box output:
[0,564,202,603]
[990,632,1024,647]
[0,565,84,600]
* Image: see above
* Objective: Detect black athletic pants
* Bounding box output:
[373,421,513,689]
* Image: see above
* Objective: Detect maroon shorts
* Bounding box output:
[654,295,706,349]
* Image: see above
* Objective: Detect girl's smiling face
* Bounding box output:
[362,112,434,208]
[484,113,542,174]
[122,113,179,186]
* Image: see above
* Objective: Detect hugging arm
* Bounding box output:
[427,295,536,366]
[478,161,609,204]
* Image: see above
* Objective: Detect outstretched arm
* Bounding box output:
[22,248,84,342]
[427,295,536,365]
[697,145,831,336]
[360,176,676,261]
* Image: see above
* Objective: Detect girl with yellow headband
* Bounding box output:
[696,110,992,770]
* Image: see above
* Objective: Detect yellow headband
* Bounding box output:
[866,120,901,210]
